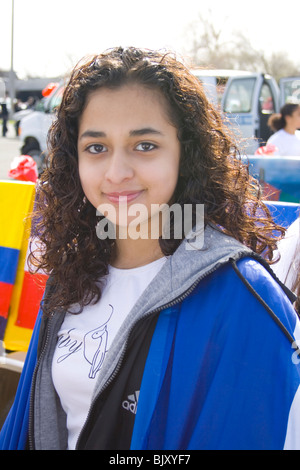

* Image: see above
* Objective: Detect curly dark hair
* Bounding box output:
[29,46,285,315]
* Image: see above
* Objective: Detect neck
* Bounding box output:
[111,213,166,269]
[284,124,297,135]
[112,236,164,269]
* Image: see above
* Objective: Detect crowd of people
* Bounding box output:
[0,47,300,450]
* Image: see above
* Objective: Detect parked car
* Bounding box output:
[18,83,64,173]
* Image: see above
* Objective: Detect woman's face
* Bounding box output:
[77,84,181,233]
[286,106,300,131]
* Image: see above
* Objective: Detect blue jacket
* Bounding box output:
[132,258,300,449]
[1,225,300,450]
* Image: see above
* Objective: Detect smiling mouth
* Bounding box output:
[104,190,144,204]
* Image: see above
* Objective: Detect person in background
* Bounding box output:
[1,47,300,451]
[13,99,23,136]
[0,97,9,137]
[267,103,300,156]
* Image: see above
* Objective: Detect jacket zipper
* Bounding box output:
[75,262,221,449]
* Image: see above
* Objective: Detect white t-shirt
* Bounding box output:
[52,257,166,449]
[267,129,300,156]
[272,218,300,291]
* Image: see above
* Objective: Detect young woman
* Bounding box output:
[267,103,300,156]
[1,47,300,450]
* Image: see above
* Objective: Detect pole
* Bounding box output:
[9,0,15,118]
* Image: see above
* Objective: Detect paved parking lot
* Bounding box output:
[0,122,22,180]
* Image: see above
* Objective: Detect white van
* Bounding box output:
[222,73,281,153]
[192,69,252,107]
[222,74,300,153]
[18,83,64,171]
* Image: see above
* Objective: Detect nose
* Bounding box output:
[104,149,134,184]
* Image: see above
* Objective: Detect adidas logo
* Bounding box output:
[122,390,140,415]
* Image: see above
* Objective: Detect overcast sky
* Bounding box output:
[1,0,299,78]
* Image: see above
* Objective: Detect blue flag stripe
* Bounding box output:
[0,246,20,284]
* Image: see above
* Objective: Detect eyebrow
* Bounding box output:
[79,130,106,140]
[129,128,164,137]
[79,127,164,140]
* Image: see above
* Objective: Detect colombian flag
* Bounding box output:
[0,180,47,351]
[0,181,34,337]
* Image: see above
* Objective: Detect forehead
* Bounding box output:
[80,84,174,126]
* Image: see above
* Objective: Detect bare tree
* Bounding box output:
[183,11,236,68]
[264,51,300,82]
[182,12,300,80]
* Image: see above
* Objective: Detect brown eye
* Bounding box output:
[87,144,107,154]
[136,142,156,152]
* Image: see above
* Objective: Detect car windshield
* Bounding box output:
[281,78,300,104]
[223,77,256,113]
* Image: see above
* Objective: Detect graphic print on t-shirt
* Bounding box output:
[55,304,114,379]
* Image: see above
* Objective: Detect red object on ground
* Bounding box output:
[8,155,38,183]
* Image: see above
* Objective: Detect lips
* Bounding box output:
[104,190,144,204]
